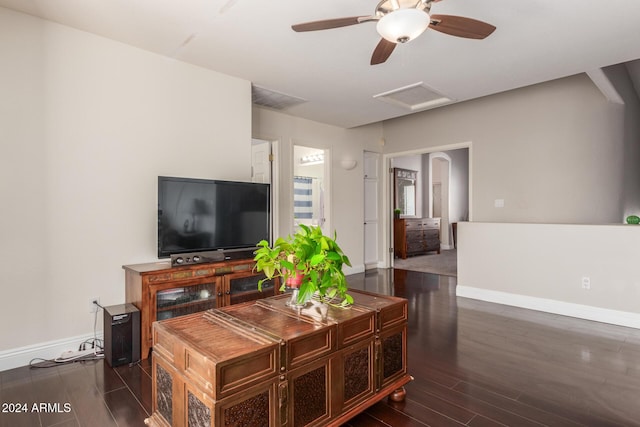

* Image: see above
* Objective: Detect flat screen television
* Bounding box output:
[157,176,270,258]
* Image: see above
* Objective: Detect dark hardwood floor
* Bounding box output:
[2,269,640,426]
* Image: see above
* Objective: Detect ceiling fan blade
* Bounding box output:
[292,16,367,32]
[371,38,396,65]
[429,15,496,39]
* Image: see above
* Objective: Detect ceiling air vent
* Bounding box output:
[373,82,454,111]
[252,85,307,110]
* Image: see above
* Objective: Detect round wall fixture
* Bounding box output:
[341,159,357,170]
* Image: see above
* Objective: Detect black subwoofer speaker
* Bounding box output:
[104,303,140,367]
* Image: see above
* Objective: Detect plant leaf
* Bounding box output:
[310,254,325,266]
[320,237,329,251]
[340,295,354,307]
[343,255,352,267]
[262,265,274,279]
[281,259,295,271]
[297,282,314,304]
[326,251,341,261]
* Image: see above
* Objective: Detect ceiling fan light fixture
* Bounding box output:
[376,8,430,43]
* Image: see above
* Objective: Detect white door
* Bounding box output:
[251,139,271,183]
[364,151,379,268]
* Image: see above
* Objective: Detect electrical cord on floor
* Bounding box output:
[128,359,142,368]
[29,300,105,369]
[29,351,105,369]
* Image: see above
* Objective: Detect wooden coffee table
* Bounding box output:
[145,289,411,426]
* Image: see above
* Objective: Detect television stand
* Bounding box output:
[123,257,279,360]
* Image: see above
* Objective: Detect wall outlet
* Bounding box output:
[89,297,100,313]
[581,277,591,290]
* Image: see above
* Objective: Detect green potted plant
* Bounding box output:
[394,208,401,219]
[253,224,353,307]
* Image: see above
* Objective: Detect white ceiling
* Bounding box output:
[2,0,640,128]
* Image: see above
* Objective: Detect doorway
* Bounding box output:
[387,145,469,275]
[292,145,330,234]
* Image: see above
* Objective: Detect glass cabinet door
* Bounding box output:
[227,272,276,306]
[155,282,218,321]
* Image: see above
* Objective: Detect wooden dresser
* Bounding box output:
[145,289,410,427]
[394,218,441,259]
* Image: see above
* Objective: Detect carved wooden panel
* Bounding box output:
[383,332,403,379]
[293,365,327,426]
[344,346,370,401]
[156,364,173,423]
[379,325,408,390]
[223,390,269,427]
[187,391,210,427]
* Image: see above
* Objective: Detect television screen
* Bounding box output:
[157,176,270,258]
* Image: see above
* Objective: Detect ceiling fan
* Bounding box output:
[291,0,496,65]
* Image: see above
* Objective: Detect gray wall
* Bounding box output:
[603,64,640,220]
[382,73,630,224]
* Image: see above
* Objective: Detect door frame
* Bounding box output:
[251,137,280,244]
[382,141,473,268]
[292,144,331,236]
[363,150,380,269]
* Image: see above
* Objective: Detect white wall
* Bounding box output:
[0,8,251,362]
[252,106,383,274]
[458,222,640,327]
[447,148,469,224]
[382,74,626,224]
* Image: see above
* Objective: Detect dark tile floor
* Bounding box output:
[0,353,152,427]
[2,269,640,426]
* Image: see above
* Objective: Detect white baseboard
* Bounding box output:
[345,264,366,275]
[456,286,640,329]
[0,332,104,372]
